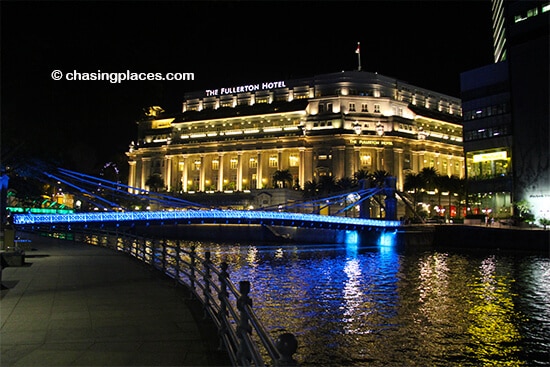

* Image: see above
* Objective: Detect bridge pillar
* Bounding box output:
[359,179,371,219]
[384,176,397,221]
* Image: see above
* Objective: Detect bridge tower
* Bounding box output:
[384,176,397,221]
[358,179,371,219]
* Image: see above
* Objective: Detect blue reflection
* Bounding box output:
[378,231,396,248]
[345,230,359,252]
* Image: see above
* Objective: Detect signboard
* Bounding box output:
[472,151,507,163]
[350,139,393,146]
[206,81,287,97]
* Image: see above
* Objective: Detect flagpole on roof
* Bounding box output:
[355,42,361,71]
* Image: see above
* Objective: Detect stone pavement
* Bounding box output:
[0,233,232,366]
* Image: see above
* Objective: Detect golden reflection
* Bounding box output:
[418,252,450,319]
[342,258,363,332]
[274,248,284,259]
[467,256,525,366]
[246,245,259,266]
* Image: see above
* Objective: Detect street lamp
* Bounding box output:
[418,126,427,140]
[353,121,362,135]
[375,121,384,136]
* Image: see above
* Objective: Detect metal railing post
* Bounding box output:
[237,280,252,364]
[203,251,212,319]
[275,333,299,366]
[189,245,196,296]
[217,261,229,351]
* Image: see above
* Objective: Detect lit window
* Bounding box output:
[360,154,371,166]
[230,157,238,169]
[211,159,219,170]
[193,160,201,171]
[269,155,278,168]
[289,154,299,167]
[249,158,258,168]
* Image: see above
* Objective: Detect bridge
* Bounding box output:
[8,167,407,240]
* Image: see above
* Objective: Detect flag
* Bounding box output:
[355,42,360,54]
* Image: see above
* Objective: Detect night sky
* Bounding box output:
[1,1,494,173]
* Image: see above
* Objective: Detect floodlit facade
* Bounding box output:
[126,71,465,208]
[461,1,549,221]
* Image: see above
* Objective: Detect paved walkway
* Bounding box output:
[0,233,232,366]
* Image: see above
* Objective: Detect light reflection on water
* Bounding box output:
[179,238,549,366]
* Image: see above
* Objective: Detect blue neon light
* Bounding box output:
[12,209,401,228]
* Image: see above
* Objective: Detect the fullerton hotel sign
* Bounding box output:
[205,80,287,97]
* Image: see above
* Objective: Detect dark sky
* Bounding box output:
[1,0,494,173]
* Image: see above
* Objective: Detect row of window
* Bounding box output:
[464,125,510,141]
[320,102,382,113]
[513,3,550,23]
[177,154,302,171]
[463,102,509,120]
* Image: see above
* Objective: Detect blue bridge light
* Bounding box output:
[13,209,402,229]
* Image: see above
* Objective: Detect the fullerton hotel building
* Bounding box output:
[127,71,465,196]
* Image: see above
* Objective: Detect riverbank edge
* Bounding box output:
[430,225,549,253]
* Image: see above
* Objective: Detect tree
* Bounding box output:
[272,169,293,188]
[371,170,390,187]
[145,173,164,192]
[404,172,424,209]
[336,177,355,191]
[419,167,438,191]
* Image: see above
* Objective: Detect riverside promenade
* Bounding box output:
[0,233,232,367]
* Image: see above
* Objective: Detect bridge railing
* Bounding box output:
[32,227,299,366]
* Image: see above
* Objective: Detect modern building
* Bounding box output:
[460,1,549,221]
[126,70,465,216]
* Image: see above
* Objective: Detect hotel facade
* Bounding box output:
[126,71,465,209]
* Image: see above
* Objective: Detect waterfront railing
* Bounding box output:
[30,228,299,367]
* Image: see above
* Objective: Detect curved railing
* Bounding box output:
[37,227,300,366]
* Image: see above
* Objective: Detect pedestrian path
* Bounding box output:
[0,233,231,366]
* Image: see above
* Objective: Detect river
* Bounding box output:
[183,233,549,366]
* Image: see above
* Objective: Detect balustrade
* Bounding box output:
[29,227,299,366]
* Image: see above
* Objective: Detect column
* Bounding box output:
[237,152,243,191]
[375,148,384,171]
[299,148,305,190]
[394,148,404,190]
[335,146,346,179]
[164,156,173,192]
[141,158,151,190]
[218,153,225,192]
[353,147,361,174]
[128,161,136,193]
[199,155,205,192]
[256,152,263,189]
[182,155,189,192]
[277,150,283,171]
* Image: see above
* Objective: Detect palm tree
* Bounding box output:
[404,172,424,210]
[354,169,372,189]
[303,180,318,198]
[317,175,338,195]
[336,177,355,191]
[145,173,164,192]
[372,170,390,187]
[419,167,438,192]
[272,169,293,188]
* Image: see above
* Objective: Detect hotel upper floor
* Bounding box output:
[128,70,465,193]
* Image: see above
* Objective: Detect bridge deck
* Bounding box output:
[12,210,401,230]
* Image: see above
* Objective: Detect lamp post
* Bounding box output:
[375,121,384,136]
